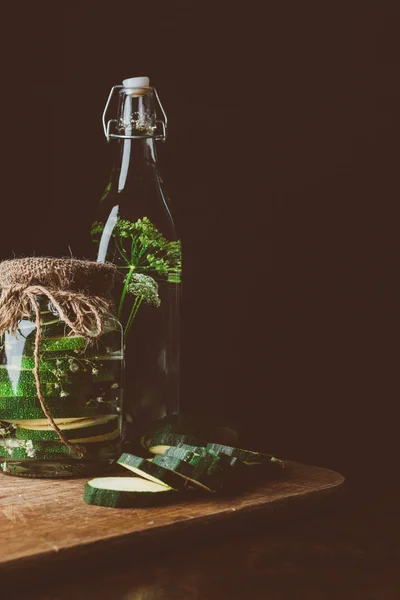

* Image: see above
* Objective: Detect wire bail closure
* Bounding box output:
[102,85,168,143]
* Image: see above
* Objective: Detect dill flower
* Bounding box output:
[126,273,161,307]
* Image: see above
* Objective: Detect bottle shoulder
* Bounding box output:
[96,174,178,241]
[91,173,182,276]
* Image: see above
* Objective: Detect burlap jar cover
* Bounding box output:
[0,258,117,457]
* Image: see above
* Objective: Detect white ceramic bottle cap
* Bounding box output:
[122,76,150,88]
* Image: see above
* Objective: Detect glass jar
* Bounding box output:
[0,297,123,478]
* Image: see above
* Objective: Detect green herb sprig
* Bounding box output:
[91,217,181,336]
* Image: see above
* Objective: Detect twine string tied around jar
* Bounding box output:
[0,259,116,458]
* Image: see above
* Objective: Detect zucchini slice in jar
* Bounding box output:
[14,415,119,441]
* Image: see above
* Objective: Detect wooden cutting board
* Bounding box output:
[0,462,344,575]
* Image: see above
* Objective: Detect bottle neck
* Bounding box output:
[111,137,159,193]
[110,88,160,192]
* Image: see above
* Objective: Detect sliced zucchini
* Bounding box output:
[194,452,242,491]
[141,415,239,453]
[163,446,203,461]
[0,364,56,378]
[13,414,116,431]
[1,437,119,460]
[0,397,100,420]
[164,444,237,462]
[148,443,209,457]
[140,415,205,448]
[147,444,172,456]
[152,444,242,485]
[150,443,206,457]
[172,443,239,463]
[0,443,78,460]
[0,438,73,457]
[83,477,176,508]
[15,354,116,370]
[150,454,205,486]
[117,453,186,491]
[205,443,284,467]
[2,417,87,426]
[40,336,89,352]
[175,443,208,454]
[0,376,92,398]
[0,366,58,384]
[15,415,118,441]
[1,383,64,399]
[152,452,229,493]
[4,448,70,460]
[142,431,207,453]
[150,453,209,490]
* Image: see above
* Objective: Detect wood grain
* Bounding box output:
[0,461,344,576]
[18,486,398,600]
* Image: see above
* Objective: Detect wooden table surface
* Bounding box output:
[0,460,343,576]
[2,466,399,600]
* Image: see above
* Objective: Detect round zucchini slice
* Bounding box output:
[83,476,176,508]
[15,415,119,441]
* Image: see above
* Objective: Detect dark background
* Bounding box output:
[1,1,399,486]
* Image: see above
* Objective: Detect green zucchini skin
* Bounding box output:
[153,452,236,493]
[14,416,119,441]
[0,377,93,399]
[40,336,89,352]
[141,415,239,452]
[163,446,202,461]
[1,446,76,460]
[165,445,244,482]
[0,397,107,420]
[1,438,120,460]
[8,450,67,460]
[185,452,237,492]
[83,477,176,508]
[0,367,58,385]
[142,431,207,452]
[0,439,73,456]
[151,454,198,483]
[174,443,207,454]
[147,442,246,492]
[205,443,284,468]
[117,453,187,491]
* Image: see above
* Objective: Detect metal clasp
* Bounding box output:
[102,85,168,143]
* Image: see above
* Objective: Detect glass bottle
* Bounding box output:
[91,77,181,449]
[0,297,123,478]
